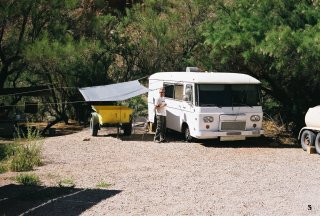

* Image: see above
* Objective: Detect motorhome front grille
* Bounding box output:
[220,121,246,131]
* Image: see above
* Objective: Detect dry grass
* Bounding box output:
[22,120,83,129]
[263,118,296,145]
[18,120,84,136]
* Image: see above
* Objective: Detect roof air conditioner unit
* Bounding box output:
[186,67,201,72]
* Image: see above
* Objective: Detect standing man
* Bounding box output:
[154,88,167,143]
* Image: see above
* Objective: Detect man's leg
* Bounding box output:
[154,115,162,141]
[159,116,166,142]
[160,116,166,141]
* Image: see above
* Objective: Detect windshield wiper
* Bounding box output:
[201,104,221,108]
[232,102,253,108]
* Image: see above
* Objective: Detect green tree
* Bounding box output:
[204,0,320,131]
[23,1,120,127]
[111,0,214,79]
[0,0,79,89]
[1,0,120,126]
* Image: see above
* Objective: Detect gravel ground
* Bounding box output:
[1,127,320,215]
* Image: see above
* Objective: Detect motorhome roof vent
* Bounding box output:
[186,67,201,72]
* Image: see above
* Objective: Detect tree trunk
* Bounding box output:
[41,117,62,136]
[0,64,9,89]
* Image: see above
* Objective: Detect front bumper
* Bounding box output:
[192,129,264,140]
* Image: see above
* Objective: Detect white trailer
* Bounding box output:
[148,67,264,141]
[298,106,320,154]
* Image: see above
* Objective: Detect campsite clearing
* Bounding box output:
[0,128,319,215]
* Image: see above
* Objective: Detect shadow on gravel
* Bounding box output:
[200,136,300,149]
[115,130,186,142]
[0,184,121,216]
[99,128,300,149]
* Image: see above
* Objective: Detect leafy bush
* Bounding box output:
[16,173,41,186]
[120,95,148,118]
[0,144,17,173]
[0,144,15,161]
[10,127,43,172]
[10,144,42,172]
[0,165,7,174]
[14,125,41,141]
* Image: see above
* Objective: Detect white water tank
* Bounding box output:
[305,106,320,128]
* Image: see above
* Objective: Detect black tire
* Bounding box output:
[300,130,315,151]
[122,123,132,136]
[90,118,98,136]
[183,125,193,142]
[315,133,320,155]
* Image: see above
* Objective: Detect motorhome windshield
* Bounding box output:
[197,84,260,107]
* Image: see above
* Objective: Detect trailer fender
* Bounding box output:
[298,127,307,140]
[298,127,320,140]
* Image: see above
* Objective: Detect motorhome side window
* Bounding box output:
[185,84,193,102]
[164,83,183,101]
[164,84,174,98]
[174,85,183,100]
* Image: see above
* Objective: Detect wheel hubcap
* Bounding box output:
[304,135,310,146]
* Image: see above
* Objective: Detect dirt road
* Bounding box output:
[1,128,320,215]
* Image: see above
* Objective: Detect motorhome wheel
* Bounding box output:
[183,125,193,142]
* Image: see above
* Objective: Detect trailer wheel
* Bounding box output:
[315,133,320,155]
[183,124,193,142]
[122,123,132,136]
[90,118,98,136]
[300,130,315,151]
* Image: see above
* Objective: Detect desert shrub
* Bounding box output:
[96,181,112,188]
[10,126,43,172]
[16,173,41,186]
[10,144,42,172]
[14,125,41,141]
[0,164,7,173]
[0,144,15,161]
[0,144,7,161]
[58,178,75,187]
[0,144,17,173]
[263,115,295,144]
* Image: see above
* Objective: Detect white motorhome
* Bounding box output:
[148,68,264,141]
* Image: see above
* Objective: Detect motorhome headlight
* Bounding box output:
[203,116,214,123]
[250,115,260,121]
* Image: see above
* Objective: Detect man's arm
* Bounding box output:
[155,97,167,108]
[157,100,166,108]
